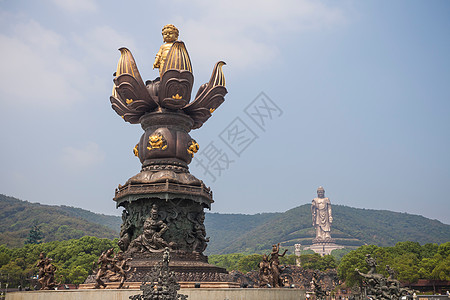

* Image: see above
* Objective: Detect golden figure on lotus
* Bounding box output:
[110,24,225,128]
[153,24,179,76]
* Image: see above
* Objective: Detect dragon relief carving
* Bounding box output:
[187,139,199,157]
[133,144,139,157]
[147,133,168,151]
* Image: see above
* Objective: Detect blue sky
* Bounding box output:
[1,0,449,226]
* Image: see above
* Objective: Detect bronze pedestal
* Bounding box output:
[104,26,229,285]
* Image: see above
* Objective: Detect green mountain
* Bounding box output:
[1,194,449,254]
[210,204,450,254]
[204,212,281,254]
[0,194,118,247]
[58,204,122,232]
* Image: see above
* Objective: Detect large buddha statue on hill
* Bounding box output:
[311,186,333,242]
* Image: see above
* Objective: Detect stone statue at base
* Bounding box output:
[36,252,57,290]
[93,248,132,289]
[130,248,187,300]
[311,270,328,300]
[258,244,288,288]
[355,254,414,300]
[311,186,333,242]
[270,243,288,288]
[258,254,272,287]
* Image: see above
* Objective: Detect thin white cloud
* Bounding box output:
[174,0,347,72]
[59,142,105,171]
[72,25,136,67]
[0,12,134,110]
[50,0,97,13]
[0,19,85,108]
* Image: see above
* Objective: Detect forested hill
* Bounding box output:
[1,194,449,253]
[0,194,119,247]
[210,204,450,254]
[58,205,121,232]
[204,212,282,254]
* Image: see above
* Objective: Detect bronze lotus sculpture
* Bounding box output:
[108,24,230,284]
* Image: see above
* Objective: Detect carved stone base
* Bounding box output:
[312,237,335,244]
[84,253,231,286]
[125,250,231,282]
[117,197,210,254]
[105,168,231,287]
[304,242,344,256]
[129,264,231,283]
[79,281,240,289]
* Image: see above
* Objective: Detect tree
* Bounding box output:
[437,242,450,257]
[337,242,450,288]
[300,253,322,270]
[418,256,439,279]
[391,252,419,283]
[431,254,450,281]
[0,245,11,267]
[68,266,89,285]
[209,253,245,271]
[319,255,338,271]
[337,245,381,287]
[331,248,352,262]
[0,236,117,288]
[25,225,43,244]
[280,254,297,265]
[237,254,263,273]
[420,243,439,259]
[0,260,25,287]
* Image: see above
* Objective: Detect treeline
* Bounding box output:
[209,253,296,273]
[211,241,450,286]
[338,241,450,287]
[209,252,339,273]
[0,236,118,288]
[1,238,448,289]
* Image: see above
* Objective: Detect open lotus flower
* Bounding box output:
[110,42,227,130]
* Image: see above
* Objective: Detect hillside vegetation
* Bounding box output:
[204,212,281,253]
[58,205,121,232]
[0,194,118,247]
[1,239,448,289]
[207,205,450,254]
[1,194,449,254]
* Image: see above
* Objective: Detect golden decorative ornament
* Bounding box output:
[172,94,182,100]
[187,140,199,157]
[133,144,139,157]
[147,133,168,151]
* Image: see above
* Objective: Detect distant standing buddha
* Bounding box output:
[311,186,333,242]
